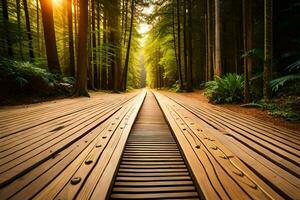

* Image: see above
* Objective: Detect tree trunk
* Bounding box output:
[16,0,24,60]
[91,0,98,88]
[97,1,101,89]
[183,0,188,83]
[176,0,183,89]
[108,0,122,92]
[2,0,13,58]
[40,0,61,73]
[172,0,182,87]
[207,0,214,80]
[263,0,272,100]
[243,0,251,103]
[187,0,193,90]
[36,0,40,56]
[23,0,34,60]
[122,0,134,91]
[74,0,89,96]
[214,0,222,76]
[101,8,108,90]
[123,0,129,45]
[67,0,75,76]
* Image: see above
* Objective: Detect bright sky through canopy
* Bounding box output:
[138,6,154,46]
[52,0,62,6]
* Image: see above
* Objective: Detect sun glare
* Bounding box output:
[52,0,62,6]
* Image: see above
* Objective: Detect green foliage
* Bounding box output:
[270,74,300,92]
[204,73,244,104]
[242,48,264,61]
[0,58,72,96]
[242,97,300,121]
[171,81,182,93]
[143,1,178,88]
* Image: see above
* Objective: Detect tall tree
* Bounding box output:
[96,0,101,89]
[172,0,182,87]
[108,0,122,92]
[186,0,193,90]
[23,0,34,60]
[214,0,222,76]
[183,0,188,84]
[243,0,251,103]
[16,0,23,60]
[36,0,40,55]
[68,0,75,76]
[122,0,134,91]
[2,0,13,57]
[74,0,89,96]
[206,0,213,80]
[263,0,272,100]
[176,0,183,89]
[101,7,108,90]
[91,0,98,88]
[40,0,61,73]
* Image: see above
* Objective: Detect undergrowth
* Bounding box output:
[0,58,74,97]
[242,98,300,121]
[204,73,244,104]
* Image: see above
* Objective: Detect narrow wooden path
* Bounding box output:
[0,89,299,200]
[110,92,200,199]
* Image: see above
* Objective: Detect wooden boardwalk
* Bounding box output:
[0,89,299,199]
[154,91,299,200]
[110,92,199,199]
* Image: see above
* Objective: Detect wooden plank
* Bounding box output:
[154,91,287,200]
[110,192,199,199]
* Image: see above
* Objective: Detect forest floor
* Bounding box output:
[1,89,299,132]
[178,90,300,132]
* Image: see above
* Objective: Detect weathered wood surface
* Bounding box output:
[0,89,299,200]
[0,90,146,199]
[110,92,200,199]
[153,90,300,200]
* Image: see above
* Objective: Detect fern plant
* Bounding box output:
[204,73,244,104]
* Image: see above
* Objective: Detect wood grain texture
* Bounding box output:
[109,92,200,200]
[154,90,299,200]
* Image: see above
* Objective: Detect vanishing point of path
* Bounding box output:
[0,89,299,199]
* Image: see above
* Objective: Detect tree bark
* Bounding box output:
[74,0,89,96]
[40,0,61,73]
[122,0,134,91]
[2,0,13,58]
[23,0,34,60]
[176,0,183,89]
[172,0,182,87]
[67,0,75,76]
[243,0,251,103]
[16,0,24,60]
[183,0,188,83]
[263,0,272,100]
[97,0,101,89]
[91,0,98,88]
[101,8,108,90]
[36,0,40,56]
[108,0,122,92]
[187,0,193,90]
[214,0,222,76]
